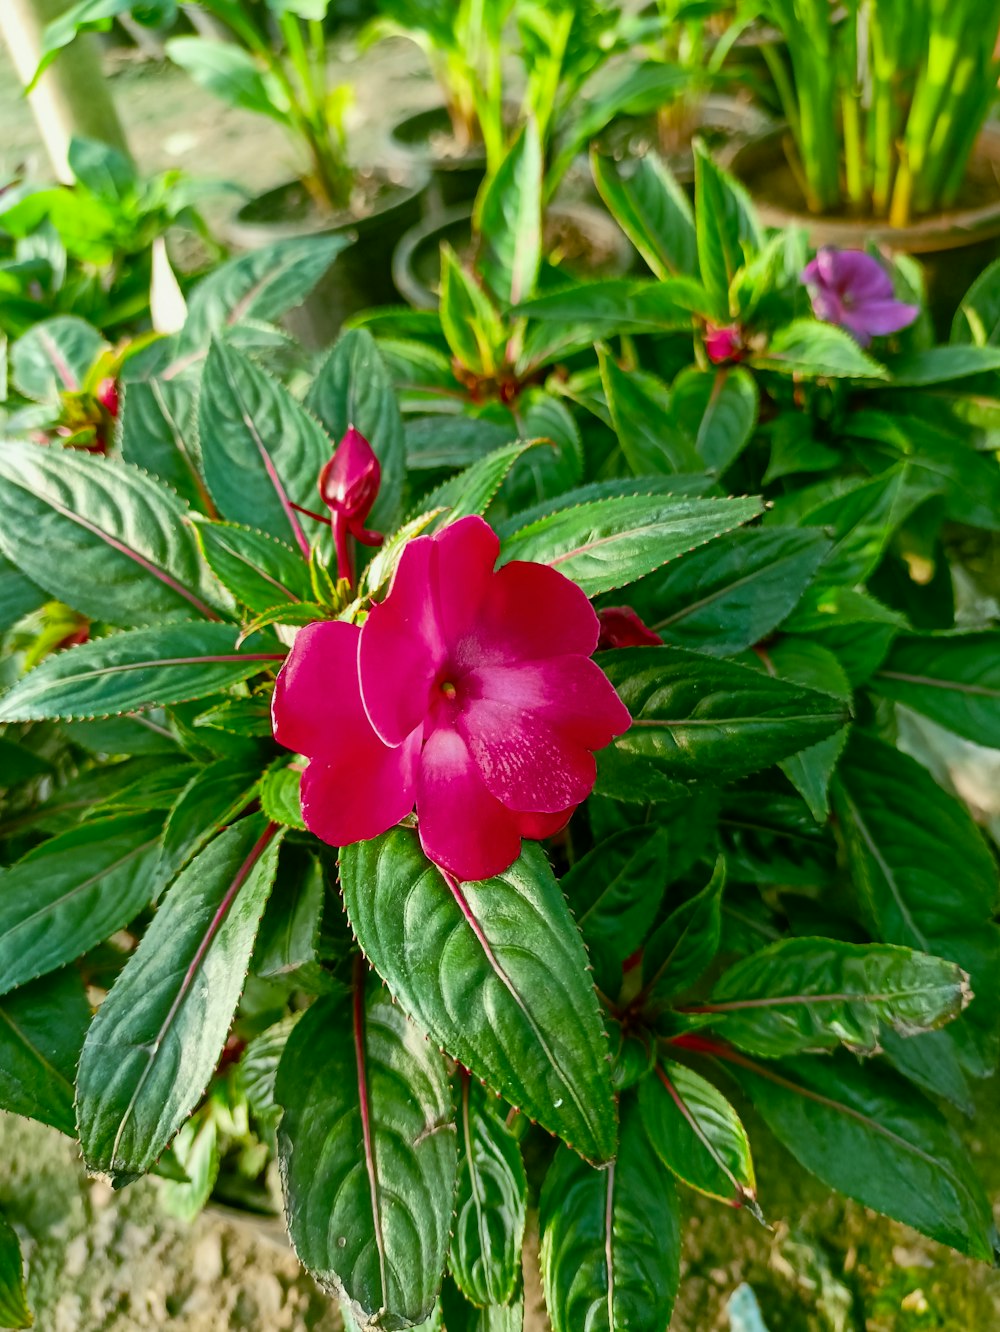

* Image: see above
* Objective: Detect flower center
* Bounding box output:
[439,680,458,700]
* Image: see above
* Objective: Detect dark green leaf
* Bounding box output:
[306,328,406,534]
[340,829,617,1165]
[0,1212,31,1331]
[0,555,45,633]
[476,120,543,306]
[499,494,762,597]
[729,1051,997,1261]
[258,760,306,832]
[157,755,262,890]
[253,844,331,985]
[191,518,313,614]
[706,938,970,1058]
[597,647,848,799]
[670,366,758,475]
[451,1078,527,1308]
[642,857,726,1002]
[693,144,762,311]
[428,442,540,524]
[439,246,507,378]
[276,980,457,1328]
[0,812,163,996]
[540,1103,681,1332]
[639,1061,757,1210]
[0,967,90,1134]
[118,377,208,510]
[77,816,282,1178]
[630,527,830,655]
[886,345,1000,386]
[0,624,284,722]
[874,632,1000,747]
[0,441,225,626]
[198,340,330,553]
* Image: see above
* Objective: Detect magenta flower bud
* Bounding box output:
[318,425,382,587]
[271,515,632,882]
[801,248,919,347]
[597,606,661,650]
[704,323,744,365]
[96,377,119,418]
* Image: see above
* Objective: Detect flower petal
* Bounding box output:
[300,729,419,847]
[416,727,522,881]
[457,695,598,813]
[455,560,601,670]
[852,297,920,337]
[360,515,499,745]
[514,806,576,840]
[271,620,363,761]
[465,655,631,751]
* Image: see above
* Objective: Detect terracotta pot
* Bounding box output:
[387,105,487,212]
[727,125,1000,331]
[392,201,636,310]
[226,168,430,347]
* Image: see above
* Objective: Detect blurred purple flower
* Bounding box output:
[801,248,919,346]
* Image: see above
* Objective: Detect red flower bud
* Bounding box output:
[597,606,661,650]
[319,426,383,588]
[97,377,119,418]
[704,323,744,365]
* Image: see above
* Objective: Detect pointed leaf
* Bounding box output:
[0,812,163,996]
[191,518,313,614]
[640,1061,757,1210]
[873,632,1000,747]
[0,441,224,626]
[499,494,762,597]
[694,144,762,311]
[642,857,726,1002]
[752,321,888,380]
[598,351,699,476]
[11,314,105,400]
[0,1213,31,1331]
[592,148,697,279]
[597,646,849,800]
[476,120,543,306]
[76,817,282,1177]
[429,441,540,525]
[729,1051,997,1261]
[0,967,90,1134]
[157,755,262,890]
[0,624,285,722]
[439,246,507,378]
[276,980,457,1328]
[451,1078,527,1308]
[340,829,617,1164]
[118,377,209,511]
[670,366,758,475]
[540,1103,681,1332]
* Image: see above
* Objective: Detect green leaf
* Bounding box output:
[180,236,348,354]
[513,276,708,335]
[591,148,697,279]
[598,350,699,475]
[166,37,287,121]
[429,441,540,525]
[500,389,583,509]
[0,967,90,1135]
[752,320,889,379]
[451,1078,527,1308]
[340,829,617,1165]
[11,314,105,400]
[670,366,758,475]
[157,755,262,890]
[241,1012,302,1131]
[629,527,830,655]
[540,1103,681,1332]
[639,1061,757,1211]
[0,555,45,633]
[191,518,313,614]
[693,143,762,312]
[597,647,849,800]
[561,826,671,992]
[873,632,1000,747]
[198,340,330,554]
[118,377,208,511]
[0,623,283,722]
[306,328,406,534]
[258,760,306,832]
[0,812,163,997]
[0,440,225,626]
[0,1211,31,1331]
[253,844,331,985]
[439,246,507,378]
[476,120,543,306]
[834,733,1000,1074]
[729,1051,997,1261]
[499,494,762,597]
[642,857,725,1002]
[706,938,970,1058]
[160,1116,220,1223]
[952,256,1000,345]
[886,345,1000,386]
[77,816,282,1179]
[276,979,457,1328]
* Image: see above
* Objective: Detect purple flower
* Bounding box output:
[801,248,919,347]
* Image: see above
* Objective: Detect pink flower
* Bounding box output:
[271,515,631,881]
[597,606,661,649]
[96,377,119,418]
[704,323,744,365]
[801,248,919,346]
[319,426,383,585]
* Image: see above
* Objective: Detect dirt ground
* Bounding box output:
[5,27,1000,1332]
